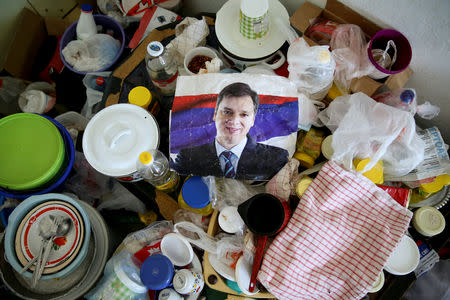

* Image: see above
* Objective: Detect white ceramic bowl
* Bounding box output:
[183,47,219,75]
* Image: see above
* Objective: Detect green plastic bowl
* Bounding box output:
[0,113,65,190]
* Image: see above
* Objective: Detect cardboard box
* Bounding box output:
[2,7,78,80]
[290,0,413,96]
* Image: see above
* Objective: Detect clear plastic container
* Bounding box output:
[76,4,97,40]
[137,149,180,193]
[145,41,179,96]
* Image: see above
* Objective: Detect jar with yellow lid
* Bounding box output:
[412,206,445,237]
[178,176,213,216]
[294,128,325,169]
[353,158,384,184]
[128,86,160,116]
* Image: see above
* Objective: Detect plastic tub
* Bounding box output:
[59,15,125,75]
[0,116,75,199]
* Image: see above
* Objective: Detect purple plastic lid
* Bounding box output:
[81,4,93,12]
[140,254,174,290]
[367,29,412,75]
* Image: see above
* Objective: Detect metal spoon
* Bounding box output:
[32,217,72,287]
[30,216,59,285]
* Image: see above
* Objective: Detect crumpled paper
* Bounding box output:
[166,17,210,66]
[265,158,302,201]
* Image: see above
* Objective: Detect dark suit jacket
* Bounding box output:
[171,136,289,180]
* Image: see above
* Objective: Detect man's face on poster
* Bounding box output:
[213,95,256,149]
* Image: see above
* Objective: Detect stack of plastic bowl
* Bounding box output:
[0,113,75,200]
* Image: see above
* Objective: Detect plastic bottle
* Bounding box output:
[128,86,160,116]
[76,4,97,40]
[89,76,106,92]
[294,128,325,169]
[0,77,26,114]
[137,149,180,193]
[145,41,179,96]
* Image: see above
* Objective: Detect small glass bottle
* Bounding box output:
[145,41,179,97]
[137,149,180,193]
[76,4,97,40]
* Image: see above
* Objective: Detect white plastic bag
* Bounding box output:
[330,24,373,93]
[287,37,335,100]
[62,34,120,72]
[297,93,325,131]
[318,92,425,177]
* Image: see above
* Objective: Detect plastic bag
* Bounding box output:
[215,233,245,271]
[81,71,111,119]
[0,76,26,114]
[372,88,440,120]
[330,24,373,93]
[123,220,173,254]
[18,82,56,114]
[204,176,265,211]
[318,92,425,177]
[297,93,325,131]
[173,209,209,232]
[287,37,335,100]
[61,34,120,72]
[174,221,218,254]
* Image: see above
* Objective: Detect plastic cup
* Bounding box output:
[160,233,194,266]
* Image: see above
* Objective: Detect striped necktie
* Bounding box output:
[221,151,236,178]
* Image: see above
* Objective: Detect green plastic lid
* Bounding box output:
[0,113,65,190]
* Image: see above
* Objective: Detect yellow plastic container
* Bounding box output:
[420,174,450,194]
[353,158,384,184]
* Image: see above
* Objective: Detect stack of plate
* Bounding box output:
[4,194,91,280]
[1,194,110,299]
[215,0,290,64]
[0,114,75,200]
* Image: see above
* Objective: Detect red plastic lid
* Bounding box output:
[96,77,105,86]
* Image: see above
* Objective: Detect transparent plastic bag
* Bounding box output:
[81,71,111,119]
[173,209,209,232]
[330,24,373,93]
[204,176,265,211]
[174,221,218,254]
[297,93,325,131]
[287,37,335,100]
[372,88,440,120]
[318,92,425,177]
[123,220,173,254]
[215,233,245,271]
[61,34,120,72]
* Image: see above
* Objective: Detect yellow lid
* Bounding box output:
[420,174,450,194]
[129,86,152,109]
[294,152,315,169]
[327,82,343,100]
[296,176,313,198]
[138,210,158,225]
[139,151,153,164]
[321,135,334,160]
[412,206,445,237]
[353,158,384,184]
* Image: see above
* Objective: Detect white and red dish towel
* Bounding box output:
[258,161,412,300]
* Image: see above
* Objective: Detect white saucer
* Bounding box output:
[384,235,420,275]
[215,0,289,59]
[235,256,259,296]
[208,252,236,281]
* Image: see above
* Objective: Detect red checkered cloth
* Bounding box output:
[258,161,412,300]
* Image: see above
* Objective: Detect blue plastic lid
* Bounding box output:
[140,254,174,290]
[181,176,210,209]
[81,4,93,12]
[400,89,415,104]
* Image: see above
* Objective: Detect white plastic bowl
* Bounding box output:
[161,233,194,266]
[183,47,219,75]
